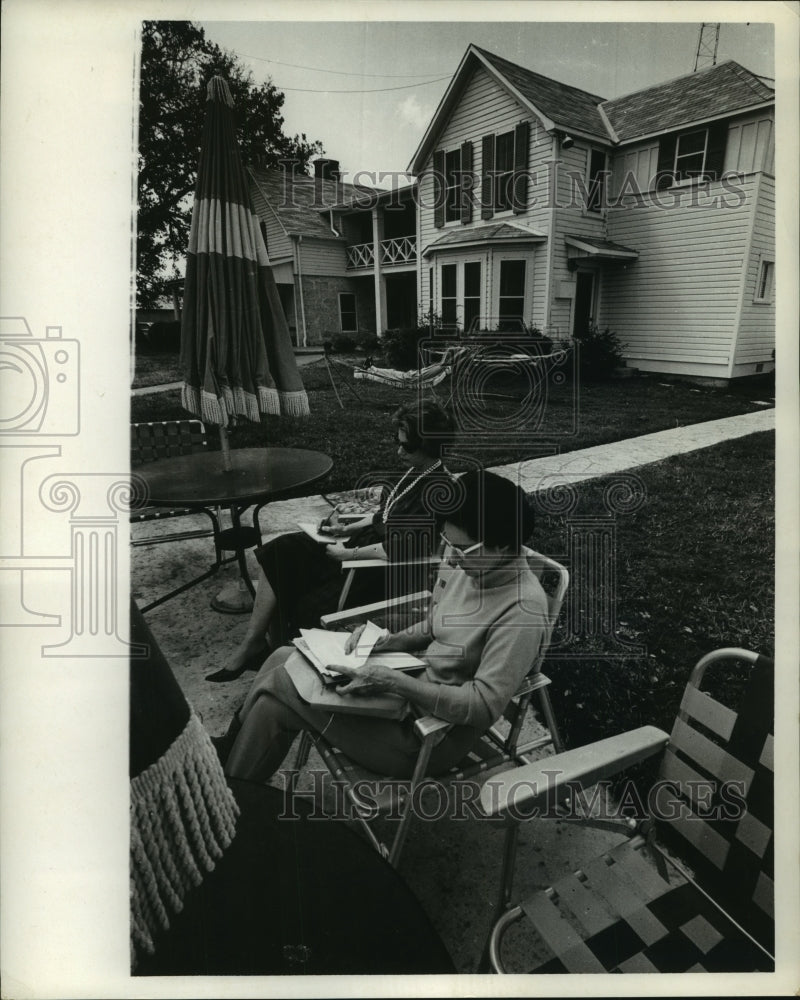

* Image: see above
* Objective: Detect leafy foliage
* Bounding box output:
[574,322,627,380]
[137,21,323,307]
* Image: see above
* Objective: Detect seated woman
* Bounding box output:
[207,401,455,681]
[219,470,550,782]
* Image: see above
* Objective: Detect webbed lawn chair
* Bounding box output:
[131,420,222,556]
[291,547,569,867]
[480,647,774,974]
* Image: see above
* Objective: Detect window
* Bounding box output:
[441,264,457,327]
[463,262,482,333]
[444,148,462,223]
[587,149,607,212]
[754,260,774,303]
[428,267,434,320]
[338,292,357,333]
[481,122,530,219]
[674,128,709,181]
[498,260,526,331]
[494,131,515,212]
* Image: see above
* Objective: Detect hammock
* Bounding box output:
[353,360,451,389]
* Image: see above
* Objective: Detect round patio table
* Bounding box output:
[135,447,332,611]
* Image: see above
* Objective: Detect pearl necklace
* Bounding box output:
[382,460,442,523]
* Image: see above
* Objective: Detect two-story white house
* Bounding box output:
[409,45,775,380]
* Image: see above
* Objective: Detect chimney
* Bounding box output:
[314,158,341,207]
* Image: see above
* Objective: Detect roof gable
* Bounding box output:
[602,60,774,143]
[474,47,609,141]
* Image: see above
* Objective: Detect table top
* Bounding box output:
[135,447,332,508]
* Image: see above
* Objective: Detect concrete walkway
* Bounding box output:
[131,406,774,972]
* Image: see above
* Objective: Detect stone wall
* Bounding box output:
[299,275,376,344]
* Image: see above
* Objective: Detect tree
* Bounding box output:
[137,21,323,307]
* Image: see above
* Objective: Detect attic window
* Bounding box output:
[674,128,709,181]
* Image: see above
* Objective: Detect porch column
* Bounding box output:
[371,207,385,338]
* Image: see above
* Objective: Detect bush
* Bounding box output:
[380,325,431,370]
[146,320,182,353]
[328,333,358,353]
[574,323,626,380]
[356,332,380,354]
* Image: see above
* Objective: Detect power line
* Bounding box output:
[281,77,451,94]
[237,52,445,79]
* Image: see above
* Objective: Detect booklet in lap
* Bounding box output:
[283,650,410,720]
[293,623,425,686]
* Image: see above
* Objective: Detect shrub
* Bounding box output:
[329,333,358,353]
[356,332,380,354]
[380,324,430,370]
[146,320,182,353]
[574,323,626,380]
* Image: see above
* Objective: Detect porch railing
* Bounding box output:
[346,236,417,269]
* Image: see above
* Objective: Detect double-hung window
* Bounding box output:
[494,131,515,213]
[498,259,526,331]
[444,149,462,223]
[674,128,709,181]
[338,292,357,333]
[440,264,458,327]
[586,149,608,212]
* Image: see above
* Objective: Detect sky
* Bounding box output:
[198,19,775,184]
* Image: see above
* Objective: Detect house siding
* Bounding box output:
[249,185,293,260]
[298,237,348,277]
[549,142,611,336]
[598,175,758,374]
[732,173,775,371]
[417,65,554,329]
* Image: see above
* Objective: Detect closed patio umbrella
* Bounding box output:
[180,76,309,469]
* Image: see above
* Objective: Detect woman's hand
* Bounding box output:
[323,542,350,562]
[331,661,395,696]
[343,624,393,655]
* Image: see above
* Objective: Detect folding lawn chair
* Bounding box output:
[480,647,774,974]
[291,547,569,867]
[131,420,223,554]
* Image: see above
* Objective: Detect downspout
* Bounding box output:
[329,209,340,237]
[543,130,560,336]
[294,234,308,347]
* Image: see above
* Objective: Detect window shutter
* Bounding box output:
[655,133,677,189]
[481,134,495,219]
[512,121,530,213]
[705,121,728,180]
[460,140,474,224]
[433,149,445,228]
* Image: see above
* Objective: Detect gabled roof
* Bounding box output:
[474,47,609,141]
[408,46,775,172]
[601,60,774,143]
[247,167,383,240]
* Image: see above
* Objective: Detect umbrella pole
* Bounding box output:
[219,424,233,471]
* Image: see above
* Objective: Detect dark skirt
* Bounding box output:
[254,531,385,645]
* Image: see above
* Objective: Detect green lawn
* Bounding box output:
[536,430,774,782]
[132,353,772,493]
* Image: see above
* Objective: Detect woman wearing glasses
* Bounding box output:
[207,400,455,682]
[218,470,550,782]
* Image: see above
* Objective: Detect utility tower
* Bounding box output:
[694,23,720,72]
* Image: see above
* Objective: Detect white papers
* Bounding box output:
[294,622,426,680]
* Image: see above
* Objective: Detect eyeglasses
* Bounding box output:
[440,532,483,558]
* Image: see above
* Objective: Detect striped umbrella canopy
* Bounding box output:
[180,77,309,456]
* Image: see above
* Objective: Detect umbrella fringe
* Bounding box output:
[181,384,229,428]
[277,390,311,416]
